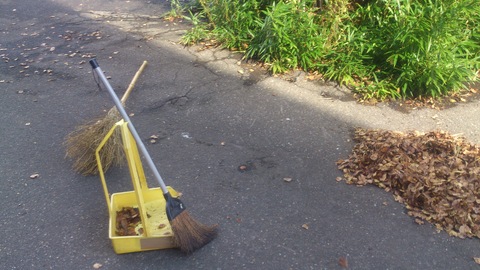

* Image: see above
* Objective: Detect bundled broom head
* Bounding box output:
[171,211,219,254]
[165,193,218,254]
[64,107,125,175]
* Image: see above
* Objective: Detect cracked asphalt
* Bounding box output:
[1,0,479,269]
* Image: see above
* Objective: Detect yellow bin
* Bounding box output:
[96,120,178,254]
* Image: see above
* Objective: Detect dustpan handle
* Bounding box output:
[89,59,169,195]
[95,122,124,211]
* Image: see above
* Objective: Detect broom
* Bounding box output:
[89,58,218,254]
[65,61,148,175]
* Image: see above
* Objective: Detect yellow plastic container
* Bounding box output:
[96,120,178,254]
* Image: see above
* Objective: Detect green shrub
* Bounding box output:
[174,0,480,99]
[198,0,274,49]
[181,10,212,45]
[245,1,327,73]
[357,0,480,98]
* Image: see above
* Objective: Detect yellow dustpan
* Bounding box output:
[96,119,179,254]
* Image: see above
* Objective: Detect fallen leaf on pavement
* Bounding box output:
[338,257,348,268]
[238,165,247,172]
[415,218,424,225]
[149,134,158,144]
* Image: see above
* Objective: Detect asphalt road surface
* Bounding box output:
[1,0,479,269]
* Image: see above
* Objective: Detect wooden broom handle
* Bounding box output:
[120,60,148,105]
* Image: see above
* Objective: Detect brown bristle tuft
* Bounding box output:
[64,108,124,176]
[171,211,218,254]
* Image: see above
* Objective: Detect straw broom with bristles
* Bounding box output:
[65,61,148,175]
[90,58,218,254]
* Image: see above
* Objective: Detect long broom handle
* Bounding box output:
[89,59,169,194]
[120,60,148,105]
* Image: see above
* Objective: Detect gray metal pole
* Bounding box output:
[89,59,169,194]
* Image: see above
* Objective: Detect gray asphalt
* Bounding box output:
[1,0,479,269]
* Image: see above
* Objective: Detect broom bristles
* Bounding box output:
[64,107,124,175]
[171,211,218,254]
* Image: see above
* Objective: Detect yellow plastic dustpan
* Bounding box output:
[95,119,179,254]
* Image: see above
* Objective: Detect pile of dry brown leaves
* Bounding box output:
[337,128,480,239]
[115,207,141,236]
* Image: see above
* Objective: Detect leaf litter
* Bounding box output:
[337,128,480,239]
[115,207,141,236]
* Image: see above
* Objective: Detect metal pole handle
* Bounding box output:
[89,59,169,194]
